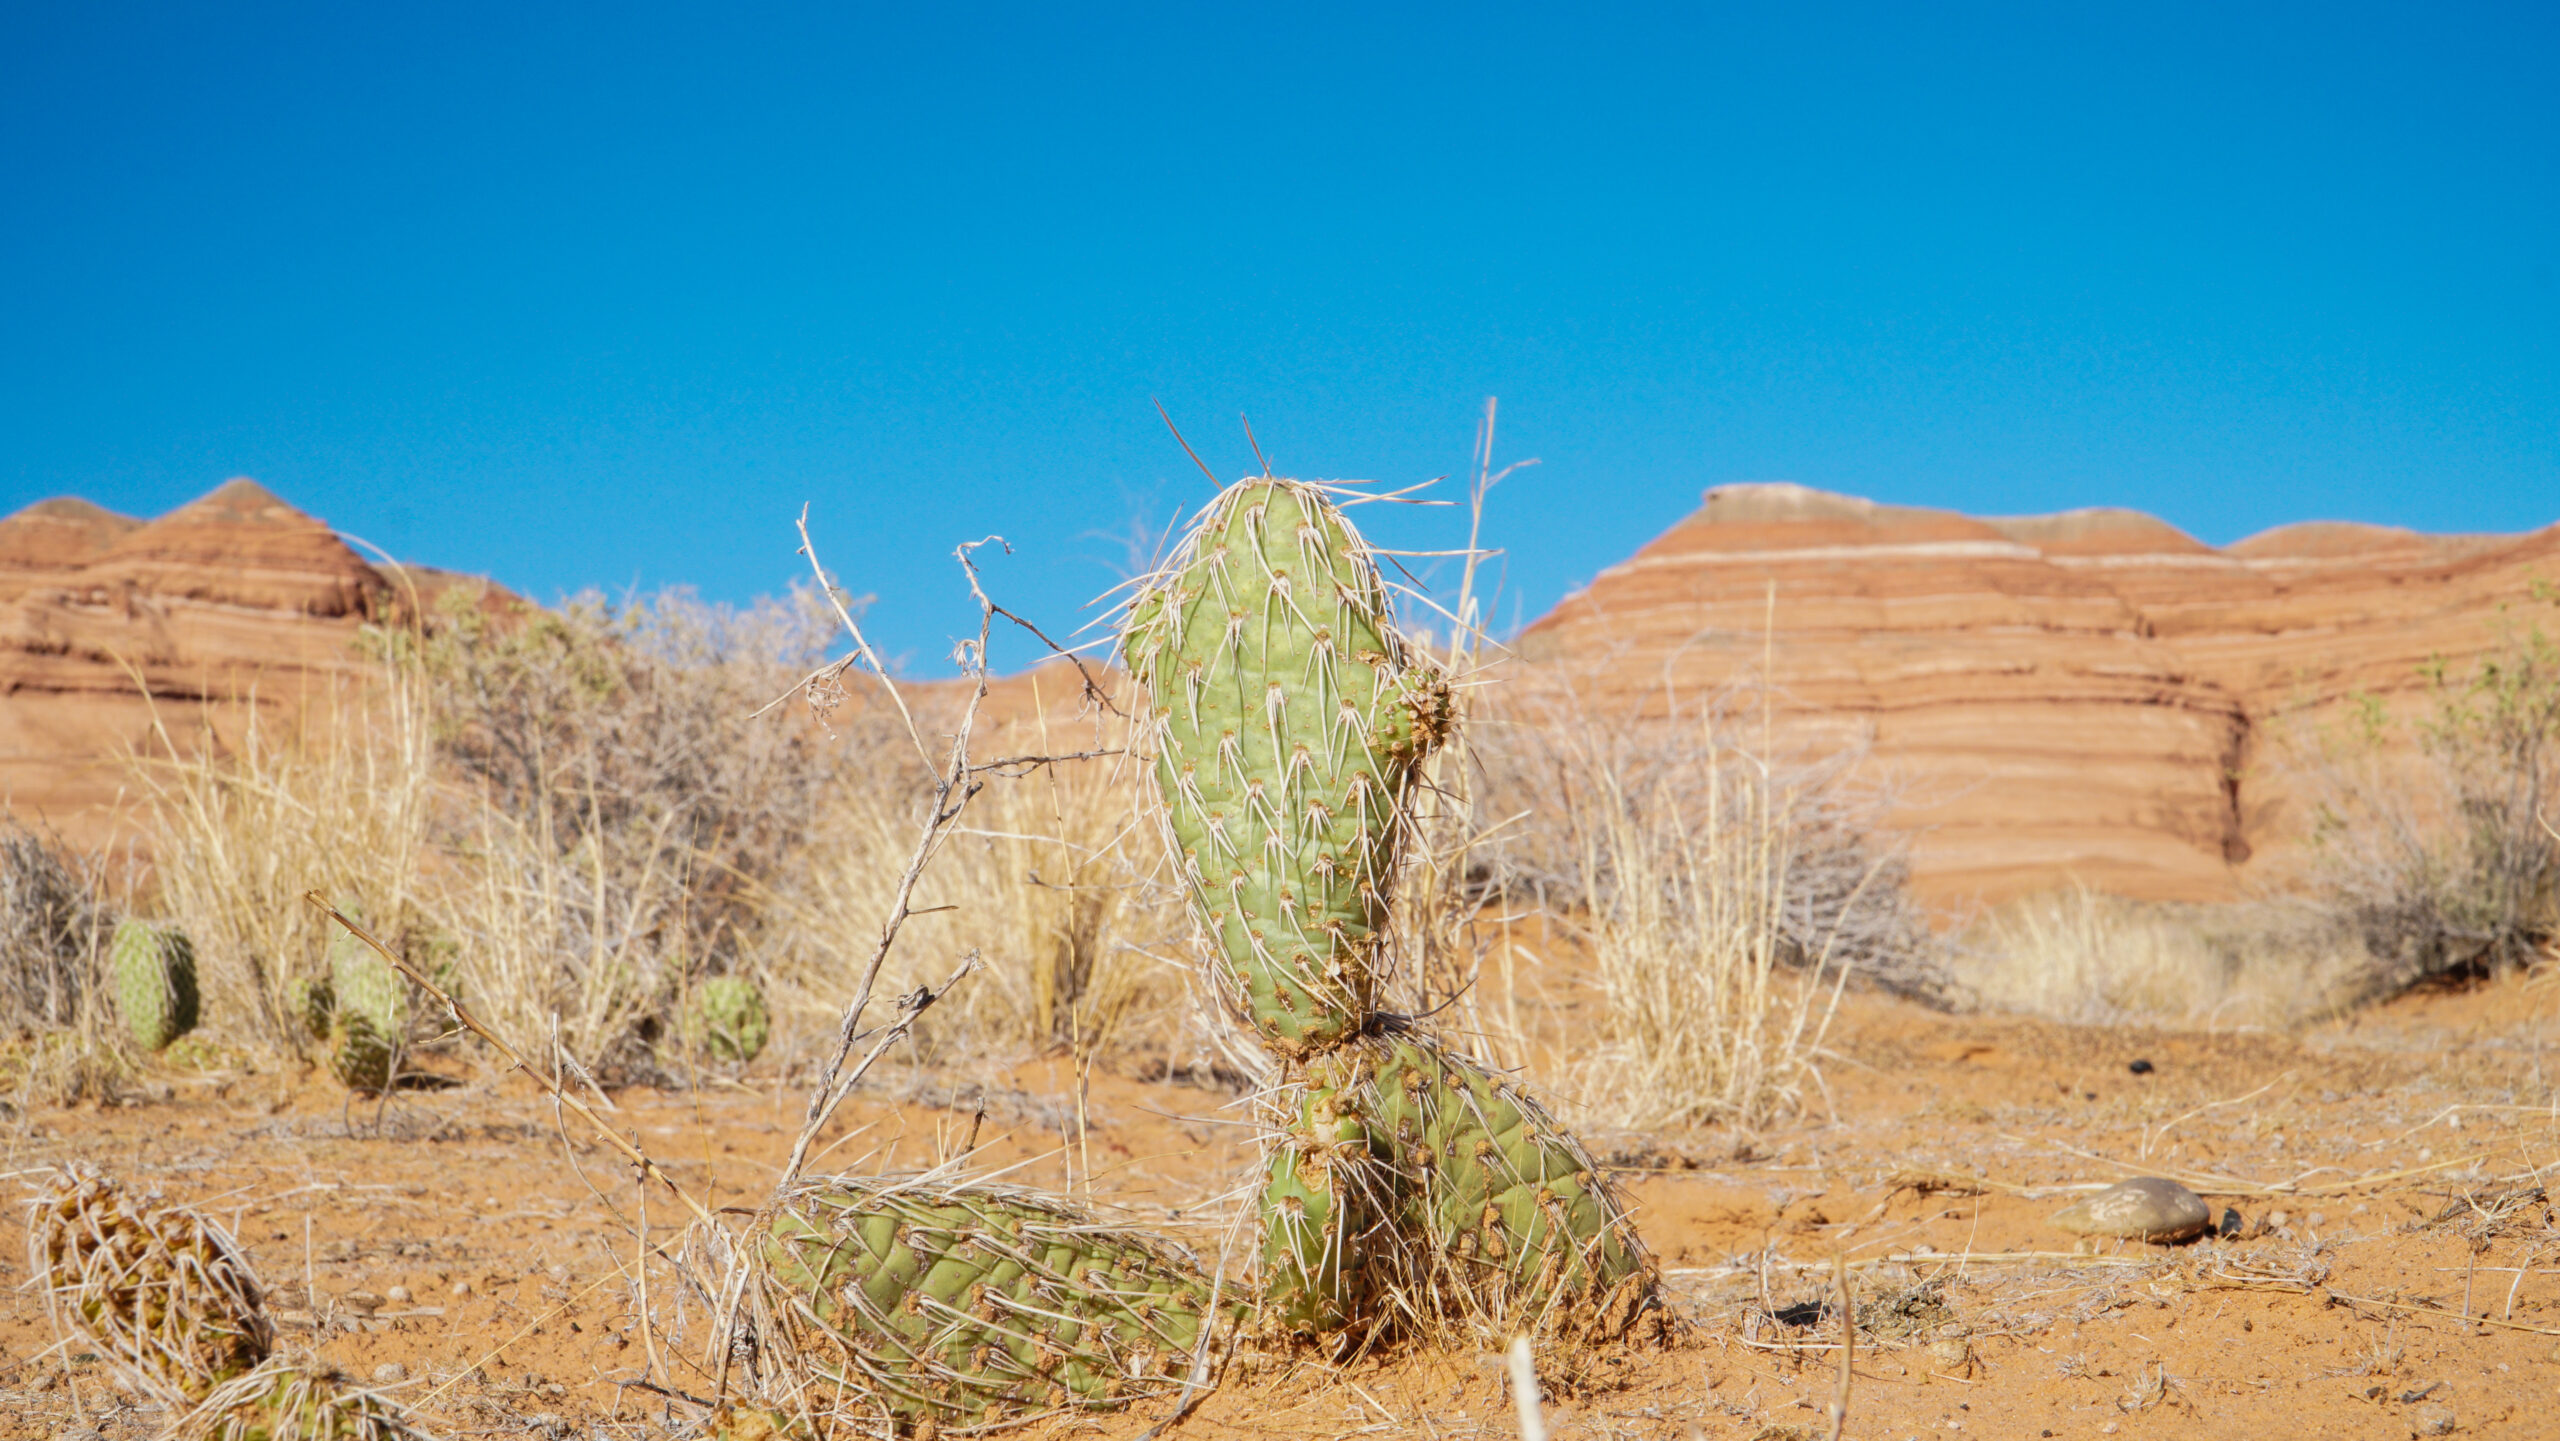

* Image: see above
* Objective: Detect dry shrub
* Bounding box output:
[2283,598,2560,994]
[1949,885,2367,1028]
[412,584,842,1070]
[1476,676,1937,1128]
[0,817,112,1034]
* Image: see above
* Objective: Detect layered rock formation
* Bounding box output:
[0,479,407,847]
[1517,483,2560,907]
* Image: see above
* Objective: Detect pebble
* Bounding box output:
[2047,1177,2212,1243]
[371,1362,407,1384]
[385,1285,412,1303]
[450,1279,475,1297]
[2410,1402,2457,1436]
[546,1263,571,1284]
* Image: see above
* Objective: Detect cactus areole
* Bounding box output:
[1121,478,1451,1058]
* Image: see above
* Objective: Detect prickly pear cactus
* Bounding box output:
[112,920,200,1052]
[1257,1069,1384,1339]
[1351,1030,1660,1344]
[28,1165,272,1403]
[327,930,407,1094]
[751,1178,1241,1428]
[192,1359,422,1441]
[683,975,771,1063]
[284,974,334,1044]
[1120,478,1452,1057]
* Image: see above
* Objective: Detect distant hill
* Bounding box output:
[0,479,482,848]
[1516,482,2560,908]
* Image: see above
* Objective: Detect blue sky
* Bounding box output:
[5,3,2555,672]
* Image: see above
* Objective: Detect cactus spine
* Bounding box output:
[112,919,199,1052]
[754,1179,1241,1428]
[326,926,407,1093]
[1122,478,1452,1058]
[684,975,771,1063]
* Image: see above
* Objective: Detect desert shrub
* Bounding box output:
[0,818,110,1034]
[2290,590,2560,994]
[1949,885,2367,1027]
[400,583,844,1072]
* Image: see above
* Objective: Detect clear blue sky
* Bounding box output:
[6,4,2555,672]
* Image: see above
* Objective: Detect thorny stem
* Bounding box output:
[774,534,1055,1193]
[782,502,934,776]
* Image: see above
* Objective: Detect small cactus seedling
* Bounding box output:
[1120,477,1452,1058]
[683,975,771,1063]
[746,1177,1242,1430]
[28,1165,272,1402]
[187,1359,422,1441]
[326,927,408,1094]
[112,919,200,1052]
[283,974,334,1044]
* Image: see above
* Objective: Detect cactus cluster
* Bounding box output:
[112,919,199,1052]
[751,1178,1240,1431]
[28,1166,420,1438]
[1123,476,1659,1349]
[684,975,772,1063]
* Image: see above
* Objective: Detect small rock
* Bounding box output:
[385,1285,412,1303]
[449,1279,475,1297]
[2410,1402,2457,1436]
[2127,1059,2154,1075]
[2048,1178,2212,1243]
[341,1291,384,1314]
[1928,1337,1972,1374]
[2268,1209,2290,1229]
[545,1263,571,1284]
[371,1362,407,1384]
[2219,1207,2245,1238]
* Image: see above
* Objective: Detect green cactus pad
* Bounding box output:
[326,929,407,1094]
[1121,478,1452,1057]
[683,976,771,1063]
[1257,1064,1389,1339]
[754,1178,1241,1428]
[283,975,334,1044]
[112,920,200,1053]
[1347,1030,1660,1344]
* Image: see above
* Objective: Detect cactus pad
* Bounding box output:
[750,1177,1240,1428]
[327,929,407,1094]
[1121,478,1452,1057]
[684,975,772,1063]
[1346,1030,1660,1344]
[112,920,200,1052]
[28,1165,272,1402]
[1257,1067,1389,1339]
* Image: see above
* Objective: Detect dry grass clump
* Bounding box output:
[0,819,126,1104]
[1949,886,2370,1028]
[1471,677,1936,1129]
[753,701,1181,1067]
[134,668,434,1056]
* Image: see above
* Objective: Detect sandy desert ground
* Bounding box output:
[4,967,2556,1441]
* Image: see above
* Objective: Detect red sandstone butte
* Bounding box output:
[0,479,418,848]
[1515,482,2560,908]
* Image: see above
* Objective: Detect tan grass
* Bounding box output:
[132,666,433,1054]
[1951,884,2367,1028]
